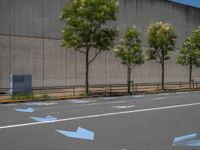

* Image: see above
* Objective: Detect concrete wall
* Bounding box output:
[0,0,200,88]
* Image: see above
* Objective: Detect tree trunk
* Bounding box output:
[127,65,131,94]
[161,62,165,91]
[189,63,193,88]
[85,52,89,95]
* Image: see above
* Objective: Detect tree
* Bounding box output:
[114,26,144,94]
[147,22,176,91]
[60,0,119,95]
[177,29,200,87]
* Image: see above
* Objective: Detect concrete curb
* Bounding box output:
[0,96,82,104]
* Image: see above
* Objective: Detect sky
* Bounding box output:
[169,0,200,8]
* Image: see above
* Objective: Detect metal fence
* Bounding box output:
[0,81,200,98]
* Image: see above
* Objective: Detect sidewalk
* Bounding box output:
[0,83,199,101]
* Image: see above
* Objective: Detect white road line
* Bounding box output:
[1,102,200,130]
[156,93,170,96]
[38,101,126,110]
[153,97,169,100]
[132,95,144,98]
[26,102,57,106]
[82,101,126,106]
[112,105,135,109]
[104,97,117,100]
[0,104,17,107]
[176,92,189,95]
[67,100,91,104]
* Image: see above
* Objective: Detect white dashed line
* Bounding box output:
[156,93,170,96]
[132,95,144,98]
[112,105,135,109]
[153,97,169,100]
[83,101,126,106]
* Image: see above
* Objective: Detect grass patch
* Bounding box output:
[39,94,50,99]
[11,94,36,100]
[11,93,52,101]
[80,92,93,97]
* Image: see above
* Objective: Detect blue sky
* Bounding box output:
[169,0,200,8]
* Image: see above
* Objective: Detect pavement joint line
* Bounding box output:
[1,102,200,130]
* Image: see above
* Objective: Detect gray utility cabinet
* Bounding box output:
[10,75,32,96]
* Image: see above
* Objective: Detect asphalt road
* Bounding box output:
[0,91,200,150]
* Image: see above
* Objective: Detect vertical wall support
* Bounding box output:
[42,0,45,88]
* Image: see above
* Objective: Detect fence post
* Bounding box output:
[109,84,112,95]
[193,80,195,89]
[132,81,134,93]
[157,83,159,90]
[135,84,137,92]
[73,86,75,96]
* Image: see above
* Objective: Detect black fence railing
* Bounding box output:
[0,81,200,97]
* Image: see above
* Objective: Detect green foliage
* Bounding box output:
[147,22,177,63]
[147,22,177,90]
[192,27,200,50]
[177,27,200,84]
[60,0,119,94]
[60,0,119,53]
[40,94,50,99]
[114,25,144,68]
[114,25,144,93]
[80,91,93,97]
[11,94,36,100]
[177,37,200,67]
[11,94,52,100]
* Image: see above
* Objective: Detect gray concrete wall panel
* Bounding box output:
[122,0,189,47]
[105,51,127,84]
[0,0,9,34]
[10,36,43,87]
[10,0,43,37]
[0,35,9,88]
[43,0,68,39]
[44,39,67,87]
[0,0,200,88]
[66,48,76,86]
[90,51,106,85]
[76,52,85,85]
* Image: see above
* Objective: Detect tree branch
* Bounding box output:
[74,48,86,54]
[130,64,136,71]
[88,49,102,64]
[155,50,162,63]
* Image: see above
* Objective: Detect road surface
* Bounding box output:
[0,91,200,150]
